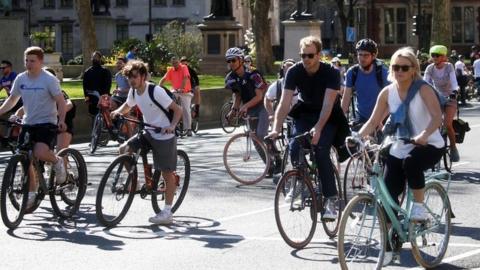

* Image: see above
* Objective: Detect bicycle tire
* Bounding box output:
[95,154,137,227]
[90,114,103,154]
[337,193,387,270]
[274,170,317,249]
[321,167,343,238]
[410,181,451,268]
[50,148,87,219]
[223,133,270,185]
[343,156,369,205]
[0,154,29,229]
[220,102,236,134]
[443,147,452,173]
[151,149,190,213]
[191,117,199,134]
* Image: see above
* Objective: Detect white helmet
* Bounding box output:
[225,47,244,60]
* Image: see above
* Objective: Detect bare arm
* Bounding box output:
[264,97,275,117]
[167,101,183,130]
[415,85,442,145]
[54,93,67,131]
[159,74,167,87]
[111,101,132,118]
[359,89,389,137]
[0,95,21,116]
[341,87,353,114]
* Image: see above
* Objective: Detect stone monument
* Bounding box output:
[197,0,242,75]
[0,18,24,78]
[282,0,323,60]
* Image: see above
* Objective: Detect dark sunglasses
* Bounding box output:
[392,64,412,72]
[300,53,315,59]
[226,59,237,63]
[430,53,443,58]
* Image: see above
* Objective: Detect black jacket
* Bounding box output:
[83,64,112,96]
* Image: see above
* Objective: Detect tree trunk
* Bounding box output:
[74,0,97,77]
[335,0,358,57]
[430,0,451,48]
[252,0,273,74]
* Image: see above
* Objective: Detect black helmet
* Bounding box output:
[355,38,378,54]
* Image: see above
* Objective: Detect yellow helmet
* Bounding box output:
[429,45,448,56]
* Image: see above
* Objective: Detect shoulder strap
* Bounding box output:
[275,79,282,101]
[351,65,359,86]
[148,84,169,114]
[375,60,385,87]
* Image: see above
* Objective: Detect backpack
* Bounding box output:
[351,59,386,89]
[133,83,175,123]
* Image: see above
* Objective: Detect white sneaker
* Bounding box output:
[54,158,66,185]
[383,251,393,266]
[148,211,173,225]
[26,192,37,209]
[410,202,429,221]
[323,198,337,220]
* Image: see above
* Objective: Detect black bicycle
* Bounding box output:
[0,120,87,229]
[95,116,190,228]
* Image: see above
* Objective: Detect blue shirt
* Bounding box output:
[126,51,136,61]
[345,65,389,120]
[0,71,17,95]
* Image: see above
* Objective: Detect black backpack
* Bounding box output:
[133,83,175,122]
[351,59,386,89]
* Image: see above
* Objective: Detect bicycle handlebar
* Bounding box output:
[118,115,163,133]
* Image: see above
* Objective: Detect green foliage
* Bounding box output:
[30,31,54,53]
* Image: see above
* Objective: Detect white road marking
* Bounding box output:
[410,247,480,269]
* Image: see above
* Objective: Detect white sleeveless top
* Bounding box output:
[387,84,444,159]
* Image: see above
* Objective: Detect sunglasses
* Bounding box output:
[245,60,251,63]
[226,59,237,63]
[357,53,372,57]
[392,64,412,72]
[299,53,315,59]
[430,53,443,58]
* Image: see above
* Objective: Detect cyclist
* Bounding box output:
[454,55,469,106]
[264,58,297,119]
[268,36,343,219]
[244,55,254,71]
[111,57,130,111]
[358,47,444,265]
[180,56,201,119]
[224,47,271,175]
[0,47,67,209]
[0,60,22,112]
[473,53,480,97]
[424,45,460,162]
[341,38,390,129]
[83,51,112,123]
[159,56,193,136]
[111,60,182,225]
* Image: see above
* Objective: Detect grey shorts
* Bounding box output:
[127,131,177,172]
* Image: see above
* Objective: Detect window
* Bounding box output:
[116,24,129,41]
[60,0,73,8]
[61,25,73,60]
[43,25,56,51]
[384,7,407,44]
[354,8,367,40]
[12,0,20,8]
[154,0,167,6]
[452,6,475,44]
[172,0,185,6]
[207,34,220,54]
[43,0,55,8]
[116,0,128,7]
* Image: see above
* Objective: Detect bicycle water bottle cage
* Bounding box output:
[99,94,111,109]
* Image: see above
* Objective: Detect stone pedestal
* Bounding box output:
[0,18,24,75]
[282,20,323,60]
[43,52,64,81]
[197,20,243,75]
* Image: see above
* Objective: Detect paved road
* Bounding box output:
[0,103,479,270]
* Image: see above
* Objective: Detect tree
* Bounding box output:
[430,0,451,48]
[74,0,97,76]
[334,0,359,55]
[249,0,274,74]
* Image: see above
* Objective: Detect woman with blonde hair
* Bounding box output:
[358,47,444,265]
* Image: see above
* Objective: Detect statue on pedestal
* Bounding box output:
[204,0,233,20]
[91,0,110,16]
[290,0,315,20]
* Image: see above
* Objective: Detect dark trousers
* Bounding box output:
[290,114,338,198]
[384,145,444,207]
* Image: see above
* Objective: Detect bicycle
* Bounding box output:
[0,118,20,153]
[88,91,137,154]
[223,115,275,185]
[220,99,244,134]
[0,120,87,229]
[337,136,452,269]
[95,116,190,228]
[274,132,343,249]
[190,104,199,134]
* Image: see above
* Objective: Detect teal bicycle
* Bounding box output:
[337,136,452,269]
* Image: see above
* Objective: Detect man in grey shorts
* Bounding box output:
[111,60,182,225]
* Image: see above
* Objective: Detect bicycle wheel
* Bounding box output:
[443,147,452,173]
[410,181,451,268]
[90,113,103,154]
[95,155,137,227]
[223,133,270,185]
[0,155,29,229]
[321,167,343,238]
[343,156,369,205]
[280,144,293,175]
[152,149,190,214]
[50,148,87,219]
[338,193,387,270]
[274,170,317,249]
[220,102,236,134]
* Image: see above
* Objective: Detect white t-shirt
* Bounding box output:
[126,83,174,140]
[454,61,467,76]
[265,79,298,105]
[387,84,444,159]
[473,59,480,78]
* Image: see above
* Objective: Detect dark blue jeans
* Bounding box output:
[290,114,338,198]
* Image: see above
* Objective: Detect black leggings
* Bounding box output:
[384,145,444,207]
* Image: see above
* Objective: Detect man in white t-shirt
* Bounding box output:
[454,55,468,105]
[111,60,182,225]
[473,57,480,97]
